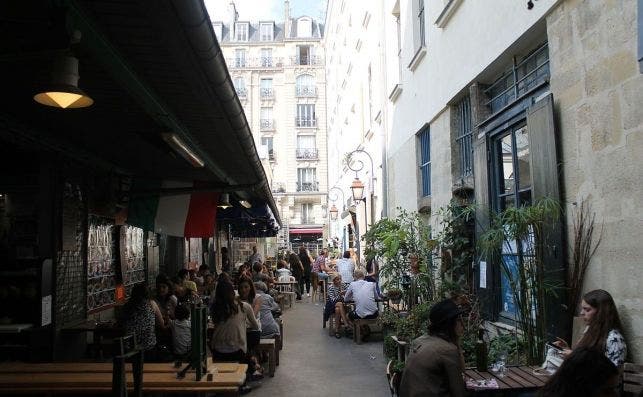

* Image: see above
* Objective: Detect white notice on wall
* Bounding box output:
[41,295,52,326]
[479,261,487,289]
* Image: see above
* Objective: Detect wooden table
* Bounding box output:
[0,361,247,396]
[464,366,549,394]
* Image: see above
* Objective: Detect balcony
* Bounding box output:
[295,86,317,97]
[260,87,274,99]
[272,182,286,193]
[260,119,274,131]
[291,55,323,66]
[295,148,318,160]
[235,87,247,98]
[226,57,284,69]
[295,117,317,128]
[296,181,319,192]
[301,217,315,224]
[268,150,275,161]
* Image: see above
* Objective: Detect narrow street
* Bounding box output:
[255,297,391,397]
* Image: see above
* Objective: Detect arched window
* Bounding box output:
[295,74,316,97]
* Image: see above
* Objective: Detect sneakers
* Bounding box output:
[307,293,311,297]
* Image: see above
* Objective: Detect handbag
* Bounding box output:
[533,344,564,375]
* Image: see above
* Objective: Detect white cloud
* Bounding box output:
[205,0,282,22]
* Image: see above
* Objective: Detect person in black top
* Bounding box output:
[298,246,313,297]
[220,247,231,274]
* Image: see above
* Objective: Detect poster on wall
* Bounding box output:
[41,295,51,326]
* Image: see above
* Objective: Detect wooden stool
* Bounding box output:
[353,318,379,345]
[277,319,283,350]
[257,339,277,377]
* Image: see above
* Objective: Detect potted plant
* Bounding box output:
[386,288,403,304]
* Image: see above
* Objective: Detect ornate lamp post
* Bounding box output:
[346,149,375,265]
[328,186,346,250]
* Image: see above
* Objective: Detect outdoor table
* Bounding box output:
[0,359,240,374]
[464,365,549,394]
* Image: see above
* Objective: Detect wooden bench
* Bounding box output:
[353,318,379,344]
[624,363,643,396]
[0,362,247,396]
[257,339,277,377]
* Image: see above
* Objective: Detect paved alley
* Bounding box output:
[254,297,391,397]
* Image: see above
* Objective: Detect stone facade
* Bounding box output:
[548,0,643,362]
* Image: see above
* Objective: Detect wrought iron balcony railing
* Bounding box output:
[290,55,323,66]
[260,87,274,99]
[295,148,318,160]
[226,57,284,69]
[295,86,317,97]
[260,119,274,130]
[235,87,247,97]
[296,181,319,192]
[295,117,317,128]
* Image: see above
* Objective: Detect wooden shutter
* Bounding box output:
[473,134,496,319]
[526,93,567,339]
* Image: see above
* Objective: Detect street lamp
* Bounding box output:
[346,149,375,266]
[350,177,365,202]
[329,204,339,220]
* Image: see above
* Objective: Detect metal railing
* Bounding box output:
[235,87,247,97]
[226,57,284,69]
[484,43,549,114]
[295,86,317,97]
[290,55,324,66]
[295,117,317,128]
[260,119,274,130]
[296,181,319,192]
[295,148,318,160]
[260,87,274,99]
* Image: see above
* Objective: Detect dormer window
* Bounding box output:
[297,17,312,38]
[212,23,223,41]
[260,22,274,41]
[235,22,249,41]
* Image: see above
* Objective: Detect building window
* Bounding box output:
[301,203,314,224]
[233,77,246,97]
[456,95,473,178]
[297,168,318,191]
[213,23,223,41]
[295,74,316,97]
[491,124,532,316]
[260,48,273,67]
[260,22,274,41]
[296,45,313,65]
[261,136,274,160]
[296,104,316,127]
[297,17,312,37]
[485,43,549,115]
[419,126,431,197]
[235,22,249,41]
[413,0,426,49]
[296,135,317,159]
[260,107,274,130]
[260,78,273,98]
[234,49,246,68]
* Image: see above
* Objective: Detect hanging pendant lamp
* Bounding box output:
[34,55,93,109]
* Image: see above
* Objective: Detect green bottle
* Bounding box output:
[475,329,488,372]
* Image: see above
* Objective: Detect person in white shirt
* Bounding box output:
[344,269,379,320]
[169,304,191,356]
[336,250,355,287]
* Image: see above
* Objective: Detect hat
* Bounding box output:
[184,280,198,293]
[429,299,465,325]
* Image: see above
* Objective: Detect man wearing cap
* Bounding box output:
[398,298,466,397]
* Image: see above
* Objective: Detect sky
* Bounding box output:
[204,0,327,23]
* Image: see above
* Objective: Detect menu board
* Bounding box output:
[87,216,117,313]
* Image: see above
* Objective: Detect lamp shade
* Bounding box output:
[217,193,232,209]
[329,204,338,220]
[350,177,365,201]
[34,55,93,109]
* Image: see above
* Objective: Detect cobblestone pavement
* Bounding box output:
[252,295,391,397]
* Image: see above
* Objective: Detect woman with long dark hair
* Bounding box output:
[538,347,620,397]
[121,283,166,353]
[398,298,466,397]
[555,289,627,367]
[288,251,304,300]
[298,246,313,297]
[209,280,259,362]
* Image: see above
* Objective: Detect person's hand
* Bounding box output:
[561,348,572,358]
[553,337,569,349]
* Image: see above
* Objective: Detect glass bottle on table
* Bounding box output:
[475,328,488,372]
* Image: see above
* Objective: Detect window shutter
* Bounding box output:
[526,93,567,339]
[473,135,496,319]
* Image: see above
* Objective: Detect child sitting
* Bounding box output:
[169,304,191,357]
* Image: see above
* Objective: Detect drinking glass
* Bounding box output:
[497,352,507,377]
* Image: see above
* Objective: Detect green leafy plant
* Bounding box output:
[488,333,525,365]
[478,197,562,364]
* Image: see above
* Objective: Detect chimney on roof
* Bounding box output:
[284,0,291,37]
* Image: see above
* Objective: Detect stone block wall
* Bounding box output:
[548,0,643,362]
